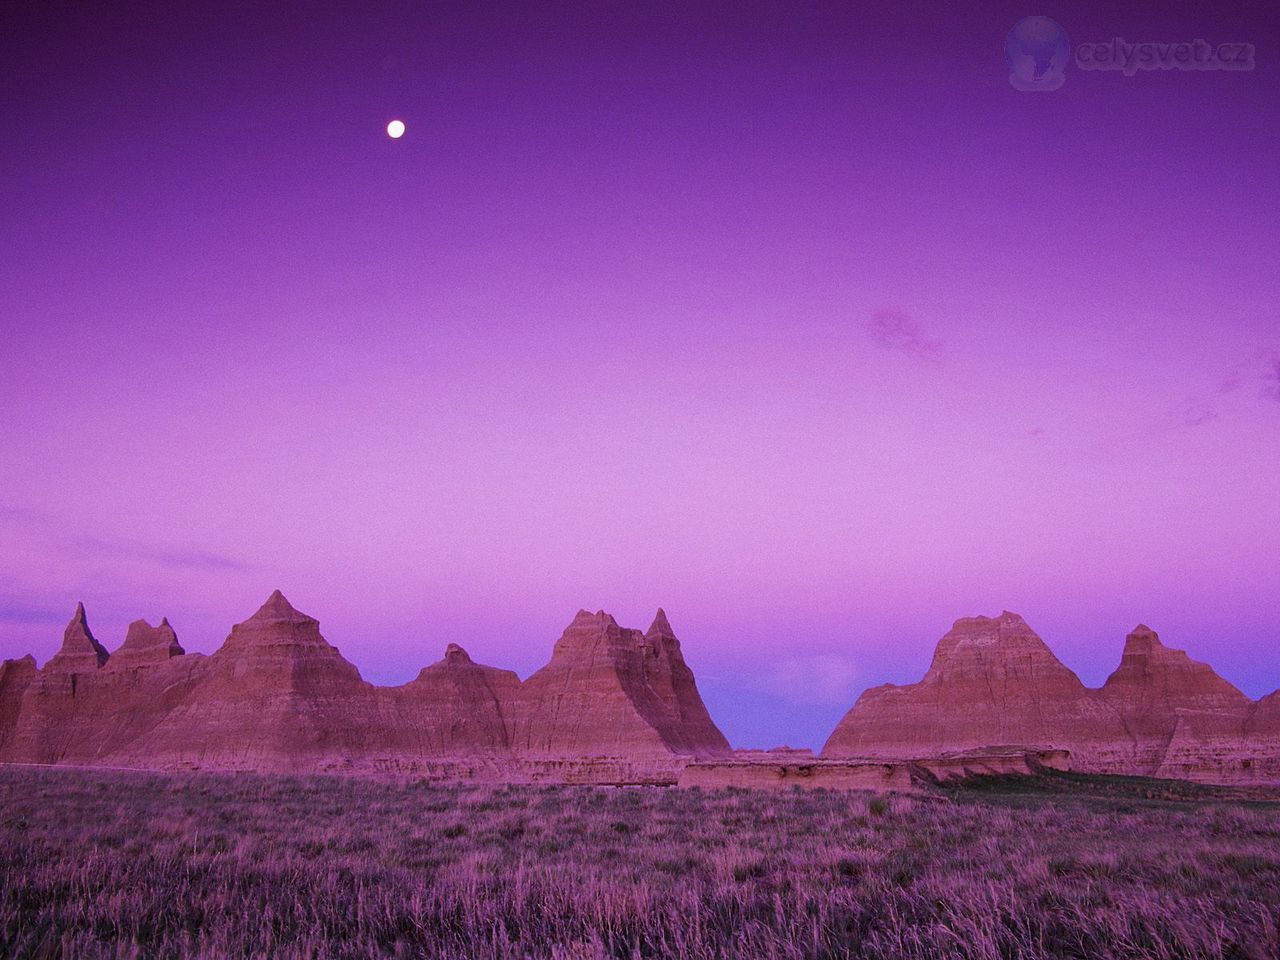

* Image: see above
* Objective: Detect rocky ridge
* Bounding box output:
[823,613,1278,784]
[0,592,731,774]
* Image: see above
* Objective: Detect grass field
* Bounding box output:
[1,766,1278,959]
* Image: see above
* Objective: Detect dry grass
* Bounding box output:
[2,766,1279,959]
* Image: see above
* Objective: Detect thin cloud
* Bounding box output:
[866,309,944,361]
[0,502,250,573]
[1171,404,1218,428]
[71,535,250,573]
[1265,357,1280,402]
[0,598,65,626]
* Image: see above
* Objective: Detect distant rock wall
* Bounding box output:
[3,598,1275,786]
[823,613,1280,785]
[0,592,731,774]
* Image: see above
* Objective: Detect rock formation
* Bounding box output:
[0,655,36,756]
[6,606,206,766]
[113,591,374,770]
[822,612,1115,759]
[510,609,730,758]
[823,613,1279,784]
[0,593,731,775]
[1096,625,1252,779]
[373,643,520,757]
[4,594,1271,786]
[106,619,185,670]
[49,602,109,672]
[1243,690,1280,782]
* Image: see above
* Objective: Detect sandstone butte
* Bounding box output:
[0,592,731,775]
[822,611,1280,784]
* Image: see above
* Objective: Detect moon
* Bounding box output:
[386,119,405,139]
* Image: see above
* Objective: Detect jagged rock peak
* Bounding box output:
[1103,625,1248,705]
[568,609,617,628]
[58,602,109,668]
[933,610,1043,655]
[443,643,472,664]
[248,590,313,623]
[112,619,185,665]
[1122,624,1161,651]
[1,654,38,680]
[952,610,1032,630]
[646,608,675,639]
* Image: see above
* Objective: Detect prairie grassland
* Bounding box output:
[1,766,1278,959]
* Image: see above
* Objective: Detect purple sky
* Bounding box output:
[2,1,1278,748]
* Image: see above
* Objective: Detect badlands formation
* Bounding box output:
[0,597,1276,787]
[0,592,730,780]
[823,612,1279,784]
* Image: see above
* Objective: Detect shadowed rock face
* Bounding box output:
[823,614,1276,784]
[1244,691,1280,782]
[0,593,730,773]
[0,656,37,755]
[510,609,731,759]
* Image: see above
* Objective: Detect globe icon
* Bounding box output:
[1006,17,1069,91]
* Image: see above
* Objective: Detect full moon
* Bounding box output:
[386,119,405,139]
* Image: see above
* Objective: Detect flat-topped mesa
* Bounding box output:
[106,619,185,670]
[511,608,731,759]
[43,603,110,672]
[823,612,1109,761]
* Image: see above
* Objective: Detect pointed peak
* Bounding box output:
[160,616,171,628]
[1122,624,1164,656]
[58,602,109,667]
[249,590,310,622]
[646,607,675,638]
[444,642,472,663]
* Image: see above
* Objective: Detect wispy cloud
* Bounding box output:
[1169,402,1219,429]
[71,534,250,572]
[0,598,65,626]
[866,309,944,361]
[0,503,250,573]
[1265,356,1280,402]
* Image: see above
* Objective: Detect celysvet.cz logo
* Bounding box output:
[1076,38,1255,75]
[1006,17,1256,91]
